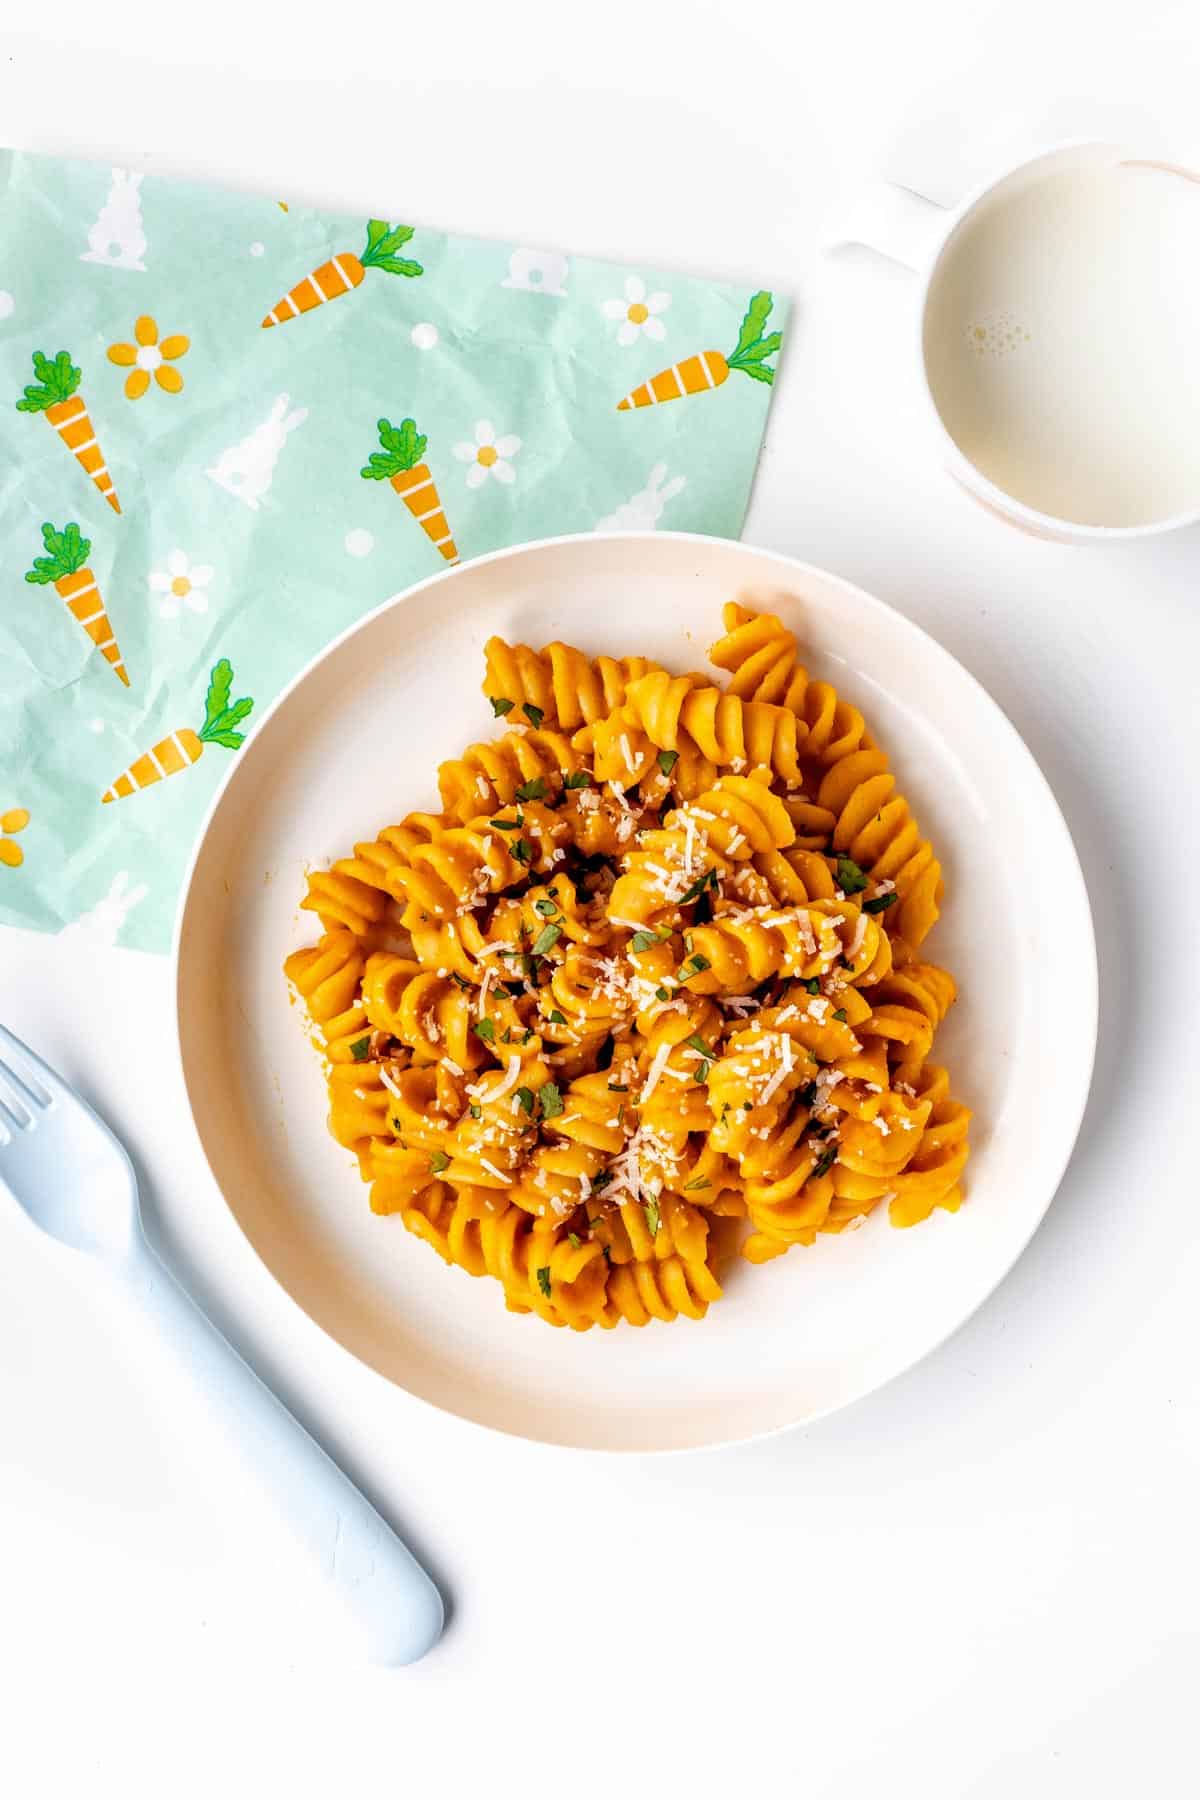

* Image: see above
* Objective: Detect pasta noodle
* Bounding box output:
[285,603,970,1329]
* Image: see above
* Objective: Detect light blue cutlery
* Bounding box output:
[0,1021,443,1665]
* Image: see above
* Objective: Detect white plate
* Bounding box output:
[175,532,1096,1452]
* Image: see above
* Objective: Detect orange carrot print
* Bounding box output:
[262,219,422,328]
[102,658,254,804]
[25,522,130,687]
[17,350,121,512]
[616,290,782,411]
[360,416,458,563]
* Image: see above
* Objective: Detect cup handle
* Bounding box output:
[826,181,949,273]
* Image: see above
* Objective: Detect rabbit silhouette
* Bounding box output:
[206,392,309,511]
[501,247,570,297]
[594,463,687,533]
[58,870,149,948]
[80,168,148,271]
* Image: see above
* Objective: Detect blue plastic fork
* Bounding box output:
[0,1022,443,1664]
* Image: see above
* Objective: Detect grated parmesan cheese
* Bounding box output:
[638,1040,675,1104]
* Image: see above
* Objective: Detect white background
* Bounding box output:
[2,3,1199,1795]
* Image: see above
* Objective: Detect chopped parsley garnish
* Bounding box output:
[490,816,520,832]
[469,1103,482,1120]
[833,1008,847,1022]
[836,855,868,895]
[684,1033,711,1056]
[655,986,671,1001]
[802,977,821,995]
[522,1028,535,1045]
[501,1027,514,1043]
[536,1265,552,1298]
[490,696,514,718]
[811,1145,837,1179]
[474,1018,496,1044]
[568,1232,582,1249]
[534,897,558,916]
[522,702,545,729]
[539,1081,564,1119]
[680,953,711,979]
[742,1100,754,1111]
[607,1081,629,1092]
[531,923,561,957]
[511,837,533,865]
[644,1200,660,1236]
[695,1062,711,1083]
[547,1008,567,1025]
[391,1116,403,1132]
[863,890,899,915]
[657,749,679,776]
[349,1036,370,1061]
[683,1175,711,1192]
[515,777,547,803]
[515,1086,535,1115]
[429,1150,450,1174]
[677,866,720,906]
[630,929,665,952]
[449,971,472,990]
[564,770,592,789]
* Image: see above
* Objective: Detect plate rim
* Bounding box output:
[172,529,1099,1454]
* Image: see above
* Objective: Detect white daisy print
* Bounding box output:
[149,549,214,618]
[601,276,671,347]
[453,420,521,489]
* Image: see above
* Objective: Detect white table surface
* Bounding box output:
[3,3,1199,1795]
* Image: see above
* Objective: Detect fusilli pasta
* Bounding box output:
[285,604,970,1328]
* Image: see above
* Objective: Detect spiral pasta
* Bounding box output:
[285,602,970,1329]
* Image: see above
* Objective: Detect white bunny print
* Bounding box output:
[80,169,148,271]
[57,871,149,948]
[500,247,570,297]
[593,463,687,533]
[206,393,308,511]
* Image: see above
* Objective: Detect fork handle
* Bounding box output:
[119,1235,444,1665]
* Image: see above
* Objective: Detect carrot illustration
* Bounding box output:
[360,415,459,563]
[16,350,122,512]
[101,658,254,804]
[25,521,130,687]
[616,290,782,411]
[262,219,422,328]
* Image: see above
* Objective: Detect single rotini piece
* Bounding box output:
[300,812,443,934]
[817,750,943,946]
[707,601,873,766]
[620,670,808,787]
[393,818,531,926]
[583,709,719,802]
[600,1249,725,1326]
[482,635,665,731]
[284,928,369,1053]
[684,900,850,994]
[438,724,585,822]
[285,597,971,1331]
[362,955,483,1068]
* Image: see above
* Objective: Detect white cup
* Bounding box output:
[842,141,1200,544]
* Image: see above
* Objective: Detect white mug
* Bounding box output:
[841,141,1200,544]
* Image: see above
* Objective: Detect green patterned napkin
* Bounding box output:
[0,148,786,952]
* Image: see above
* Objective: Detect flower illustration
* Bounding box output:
[601,276,671,347]
[150,550,213,618]
[0,808,30,869]
[452,419,521,488]
[107,315,190,399]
